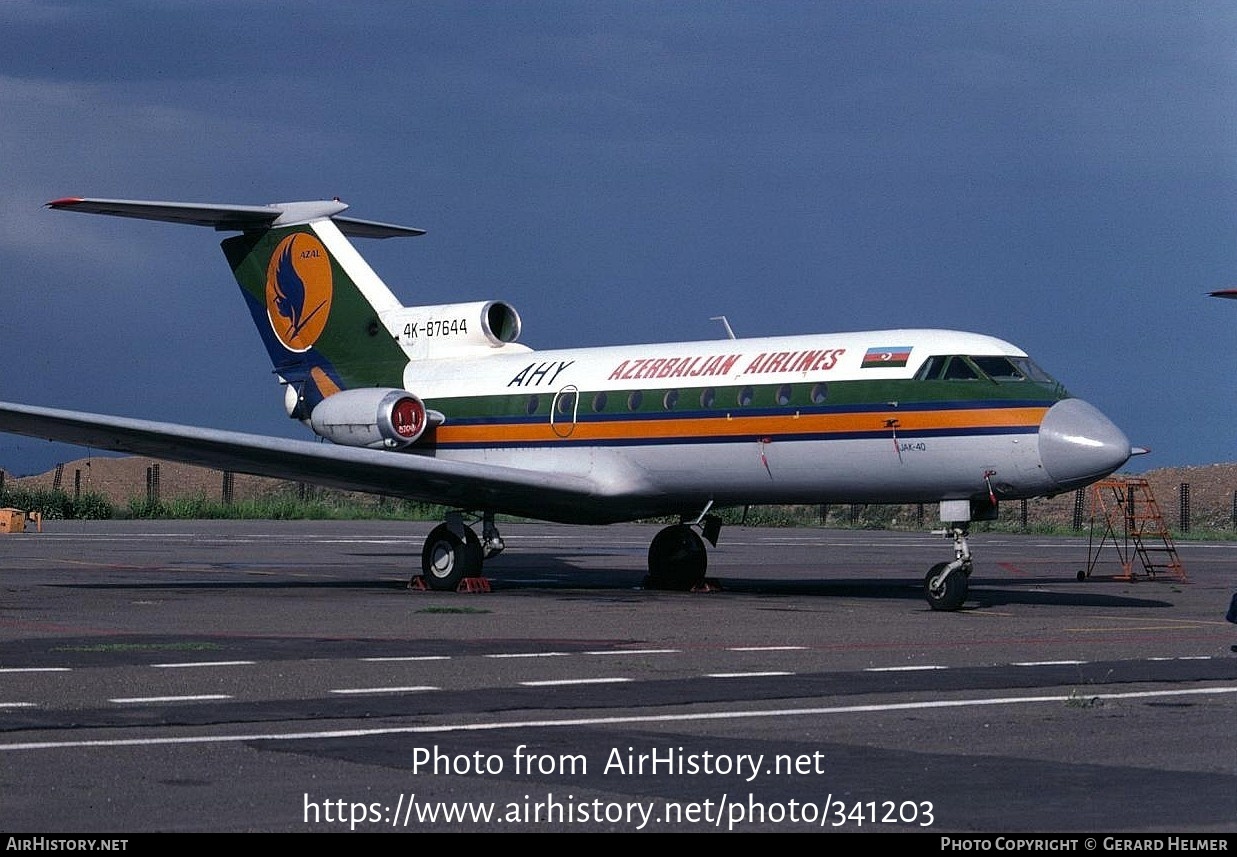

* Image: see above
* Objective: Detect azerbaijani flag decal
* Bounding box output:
[861,346,912,368]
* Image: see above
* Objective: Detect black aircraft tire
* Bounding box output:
[646,524,708,591]
[422,524,484,591]
[924,562,968,611]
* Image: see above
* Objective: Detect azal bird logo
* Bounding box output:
[265,233,333,352]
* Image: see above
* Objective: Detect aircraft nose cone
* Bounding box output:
[1038,398,1132,490]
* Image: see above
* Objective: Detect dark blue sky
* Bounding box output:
[1,1,1233,474]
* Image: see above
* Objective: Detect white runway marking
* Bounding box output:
[110,695,232,704]
[0,668,71,673]
[864,665,947,672]
[7,686,1234,752]
[150,661,255,669]
[519,678,633,687]
[330,686,439,695]
[706,671,794,678]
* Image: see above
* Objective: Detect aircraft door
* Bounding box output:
[550,385,579,438]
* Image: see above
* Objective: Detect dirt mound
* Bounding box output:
[1020,462,1235,531]
[6,457,290,505]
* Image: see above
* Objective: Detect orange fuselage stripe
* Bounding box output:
[435,406,1049,445]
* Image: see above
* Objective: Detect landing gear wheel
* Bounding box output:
[421,524,483,591]
[924,562,968,611]
[646,524,707,591]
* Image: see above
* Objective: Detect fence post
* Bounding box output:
[74,469,81,500]
[1179,482,1190,533]
[53,463,64,491]
[1071,489,1085,531]
[222,471,234,506]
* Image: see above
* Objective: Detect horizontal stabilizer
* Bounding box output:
[46,197,425,239]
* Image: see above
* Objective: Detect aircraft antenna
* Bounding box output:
[709,316,737,339]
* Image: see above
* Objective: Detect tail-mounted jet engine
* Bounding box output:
[385,300,526,359]
[309,388,435,449]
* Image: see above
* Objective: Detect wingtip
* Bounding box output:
[1130,446,1150,456]
[46,197,85,209]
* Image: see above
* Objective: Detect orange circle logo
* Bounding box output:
[265,233,333,352]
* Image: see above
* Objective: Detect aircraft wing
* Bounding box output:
[0,402,621,523]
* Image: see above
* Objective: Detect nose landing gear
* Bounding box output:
[924,524,972,611]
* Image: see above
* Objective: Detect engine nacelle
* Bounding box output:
[309,388,429,449]
[384,300,525,359]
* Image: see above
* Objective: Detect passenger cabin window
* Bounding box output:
[592,392,608,412]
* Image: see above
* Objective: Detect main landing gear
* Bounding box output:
[924,524,972,611]
[644,514,723,591]
[419,511,504,591]
[417,506,975,608]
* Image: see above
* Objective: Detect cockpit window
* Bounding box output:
[1008,357,1055,383]
[916,355,980,381]
[917,354,1059,385]
[941,357,979,381]
[970,356,1024,380]
[914,356,946,381]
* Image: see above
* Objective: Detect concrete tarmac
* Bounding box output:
[1,520,1234,832]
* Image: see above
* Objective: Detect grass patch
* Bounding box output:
[124,493,446,521]
[1065,689,1103,709]
[0,487,112,520]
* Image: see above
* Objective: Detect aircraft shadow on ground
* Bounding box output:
[661,575,1173,610]
[486,555,1176,610]
[43,549,1172,608]
[49,551,1174,609]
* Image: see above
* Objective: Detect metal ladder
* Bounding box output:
[1083,478,1187,582]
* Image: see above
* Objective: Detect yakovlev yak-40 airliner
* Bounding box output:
[0,198,1137,610]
